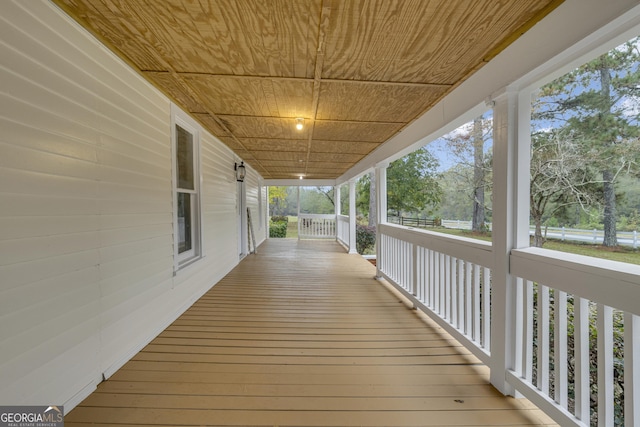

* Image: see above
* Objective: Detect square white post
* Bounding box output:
[375,164,388,277]
[490,88,530,396]
[266,186,270,239]
[297,185,301,241]
[348,178,357,254]
[335,184,342,244]
[625,312,640,427]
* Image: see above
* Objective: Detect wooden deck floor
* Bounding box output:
[66,239,556,427]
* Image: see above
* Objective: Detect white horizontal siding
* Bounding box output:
[0,0,252,409]
[200,132,239,263]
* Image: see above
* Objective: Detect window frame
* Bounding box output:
[171,105,202,272]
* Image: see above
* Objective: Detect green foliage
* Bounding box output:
[545,217,559,227]
[270,215,288,224]
[269,186,339,216]
[299,186,335,214]
[618,210,640,231]
[617,174,640,227]
[339,185,350,216]
[269,221,287,238]
[437,165,491,221]
[356,224,376,255]
[356,148,442,221]
[575,207,604,230]
[356,175,371,218]
[268,186,289,216]
[387,147,442,216]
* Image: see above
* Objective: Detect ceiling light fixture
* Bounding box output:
[295,118,304,130]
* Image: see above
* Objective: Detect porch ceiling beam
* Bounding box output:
[304,0,332,178]
[208,115,403,125]
[165,73,451,89]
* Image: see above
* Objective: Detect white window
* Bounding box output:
[172,107,202,270]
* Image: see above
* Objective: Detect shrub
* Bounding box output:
[269,221,287,238]
[270,215,288,224]
[356,224,376,254]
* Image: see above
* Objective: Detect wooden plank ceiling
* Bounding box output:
[53,0,562,180]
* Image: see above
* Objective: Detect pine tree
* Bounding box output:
[532,38,640,246]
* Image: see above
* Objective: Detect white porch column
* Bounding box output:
[335,184,342,244]
[490,89,530,396]
[348,178,357,254]
[266,186,270,239]
[296,186,301,241]
[375,163,388,277]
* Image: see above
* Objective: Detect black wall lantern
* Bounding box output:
[235,161,246,182]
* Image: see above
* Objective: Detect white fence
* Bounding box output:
[299,214,336,239]
[540,226,639,248]
[377,223,640,427]
[442,220,639,248]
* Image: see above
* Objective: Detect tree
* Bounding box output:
[471,117,486,232]
[535,39,640,246]
[268,186,288,216]
[439,115,493,231]
[436,166,475,220]
[386,147,442,217]
[299,187,334,214]
[356,148,442,220]
[529,128,599,247]
[356,174,372,220]
[354,174,378,226]
[315,186,335,208]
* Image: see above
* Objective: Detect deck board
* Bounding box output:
[66,239,556,426]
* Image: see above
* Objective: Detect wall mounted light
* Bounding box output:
[299,175,303,180]
[295,118,304,130]
[234,161,246,182]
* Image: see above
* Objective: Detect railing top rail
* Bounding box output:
[379,223,493,268]
[511,247,640,316]
[299,213,336,219]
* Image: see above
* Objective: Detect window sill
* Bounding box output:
[174,254,205,276]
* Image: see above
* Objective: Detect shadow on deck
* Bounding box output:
[66,239,556,427]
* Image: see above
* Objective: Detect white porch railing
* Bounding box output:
[377,223,640,427]
[337,214,349,247]
[299,214,336,239]
[509,248,640,427]
[377,223,493,363]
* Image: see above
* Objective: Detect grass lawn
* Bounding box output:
[286,215,298,239]
[432,227,640,265]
